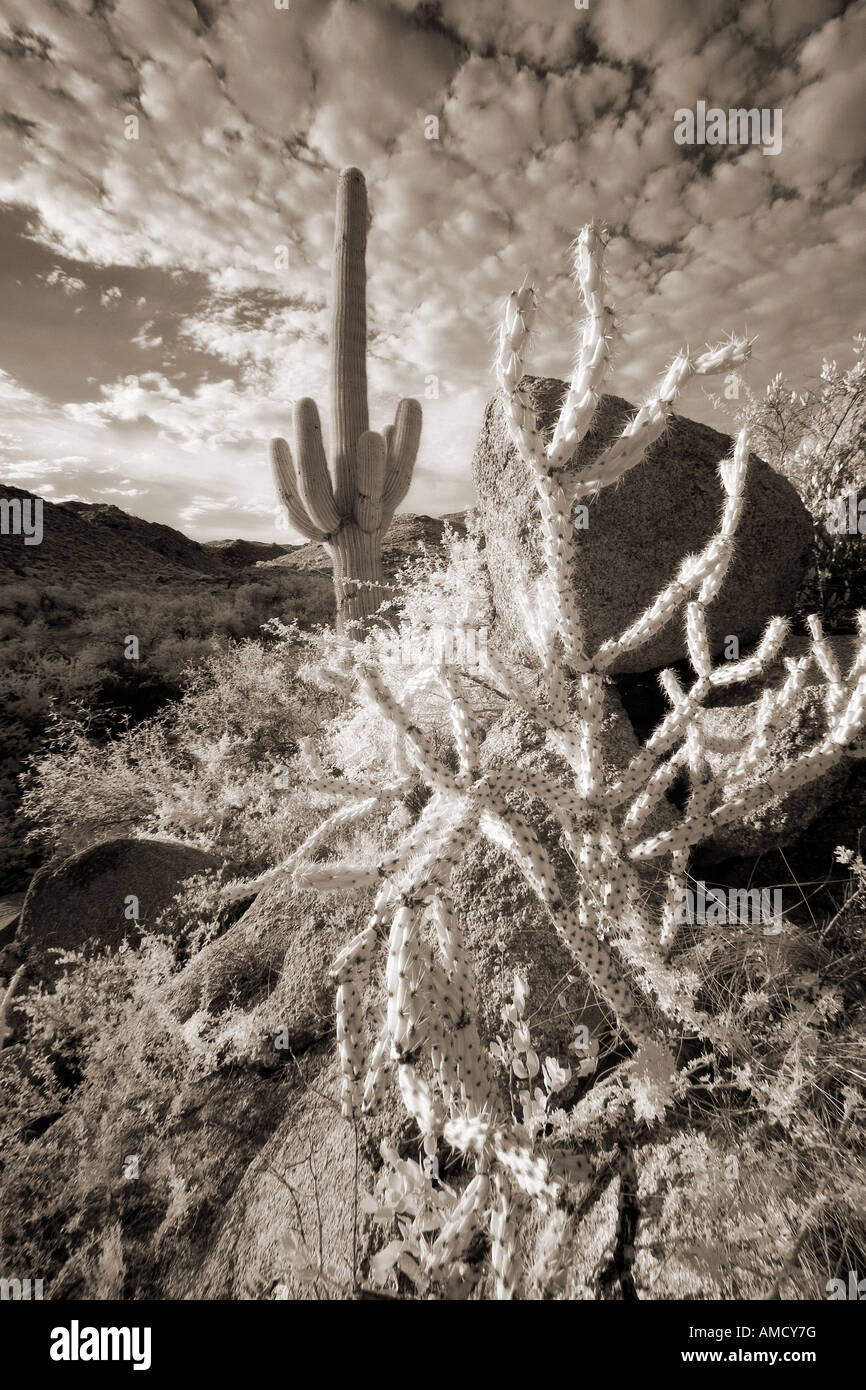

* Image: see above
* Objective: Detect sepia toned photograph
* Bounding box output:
[1,0,864,1353]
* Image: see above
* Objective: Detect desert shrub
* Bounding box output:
[0,931,290,1298]
[20,625,342,875]
[0,936,189,1295]
[19,528,486,876]
[0,654,106,887]
[301,525,494,785]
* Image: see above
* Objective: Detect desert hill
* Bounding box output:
[204,538,300,566]
[0,485,466,591]
[260,511,468,576]
[1,486,237,587]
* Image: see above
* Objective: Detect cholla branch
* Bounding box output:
[546,223,616,470]
[221,796,379,902]
[567,339,752,502]
[592,432,749,671]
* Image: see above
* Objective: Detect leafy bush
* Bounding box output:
[21,626,339,875]
[0,931,292,1298]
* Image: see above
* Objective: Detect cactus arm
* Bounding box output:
[547,222,616,470]
[592,431,751,672]
[354,430,386,533]
[567,338,752,502]
[330,167,369,515]
[381,397,422,517]
[807,614,846,719]
[270,437,326,541]
[496,281,543,471]
[294,398,342,534]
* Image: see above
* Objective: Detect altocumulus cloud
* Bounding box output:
[0,0,863,539]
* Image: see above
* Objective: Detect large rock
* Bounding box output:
[176,1053,377,1299]
[473,380,814,675]
[17,837,220,982]
[165,882,356,1063]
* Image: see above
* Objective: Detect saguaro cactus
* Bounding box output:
[271,168,422,632]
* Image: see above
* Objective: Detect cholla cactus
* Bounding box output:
[232,220,866,1298]
[271,168,422,631]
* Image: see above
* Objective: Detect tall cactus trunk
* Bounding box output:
[331,169,369,517]
[270,168,422,636]
[329,171,379,629]
[331,522,385,628]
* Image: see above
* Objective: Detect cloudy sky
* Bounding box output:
[0,0,864,542]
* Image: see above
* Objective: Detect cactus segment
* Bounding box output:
[355,430,386,533]
[295,397,342,534]
[270,168,422,630]
[382,397,422,517]
[270,437,326,542]
[331,166,370,517]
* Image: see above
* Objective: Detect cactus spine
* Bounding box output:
[271,168,422,632]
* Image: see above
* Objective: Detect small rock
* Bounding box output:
[17,838,220,983]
